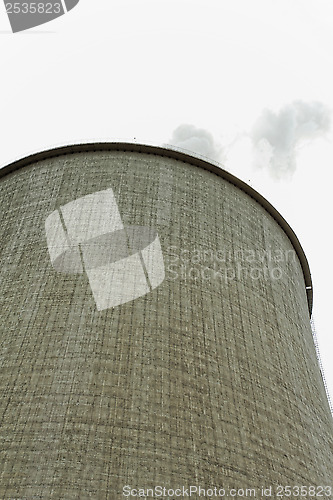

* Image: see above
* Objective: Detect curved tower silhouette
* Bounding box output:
[0,143,332,498]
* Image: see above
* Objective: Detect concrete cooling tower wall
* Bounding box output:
[0,143,332,499]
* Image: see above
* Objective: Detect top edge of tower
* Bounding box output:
[0,141,313,314]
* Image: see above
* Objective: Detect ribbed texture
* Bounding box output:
[0,149,332,499]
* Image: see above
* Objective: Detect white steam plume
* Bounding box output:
[166,124,224,163]
[251,101,331,178]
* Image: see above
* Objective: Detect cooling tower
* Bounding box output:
[0,143,332,499]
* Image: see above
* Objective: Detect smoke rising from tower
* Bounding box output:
[251,100,331,178]
[167,124,224,163]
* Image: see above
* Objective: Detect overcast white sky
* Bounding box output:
[0,0,332,404]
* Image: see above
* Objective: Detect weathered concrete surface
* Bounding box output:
[0,145,331,499]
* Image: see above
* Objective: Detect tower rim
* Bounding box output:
[0,141,313,315]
